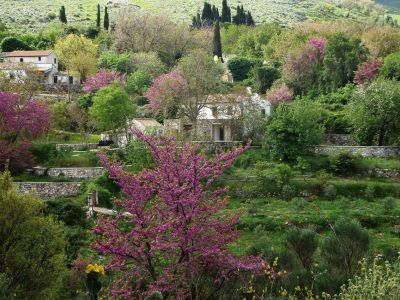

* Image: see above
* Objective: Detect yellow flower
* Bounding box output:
[85,263,105,275]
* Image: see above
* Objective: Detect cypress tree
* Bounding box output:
[213,20,223,62]
[246,11,255,26]
[201,2,213,25]
[240,5,245,24]
[59,6,67,24]
[192,16,198,28]
[104,6,109,30]
[96,4,101,28]
[196,13,201,27]
[221,0,230,23]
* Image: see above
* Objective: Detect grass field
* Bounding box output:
[1,0,398,32]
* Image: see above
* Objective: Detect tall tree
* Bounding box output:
[89,83,136,139]
[0,170,66,299]
[201,2,213,25]
[246,11,255,26]
[59,5,67,24]
[55,34,98,83]
[96,3,101,28]
[104,6,109,30]
[213,20,223,61]
[94,131,259,299]
[221,0,231,23]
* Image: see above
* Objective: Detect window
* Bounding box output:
[227,107,233,115]
[219,126,225,141]
[54,58,57,64]
[19,58,23,62]
[38,56,42,61]
[211,106,218,117]
[69,76,73,84]
[53,76,58,84]
[261,109,266,117]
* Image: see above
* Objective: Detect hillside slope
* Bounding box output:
[1,0,398,32]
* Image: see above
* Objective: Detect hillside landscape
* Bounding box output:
[1,0,399,31]
[3,0,400,299]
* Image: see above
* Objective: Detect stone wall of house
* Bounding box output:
[33,167,105,179]
[56,143,98,151]
[324,134,356,146]
[313,146,400,157]
[193,141,243,152]
[14,182,83,198]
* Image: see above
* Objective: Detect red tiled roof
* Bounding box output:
[2,50,53,57]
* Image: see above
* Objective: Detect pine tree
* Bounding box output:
[96,4,101,28]
[104,6,109,30]
[246,11,255,26]
[213,20,223,62]
[240,5,246,24]
[221,0,230,22]
[59,6,67,24]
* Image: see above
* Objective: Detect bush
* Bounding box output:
[323,184,337,200]
[264,100,325,161]
[125,139,153,173]
[321,219,370,278]
[334,258,400,300]
[329,151,359,176]
[133,96,149,106]
[286,227,318,270]
[381,51,400,80]
[382,196,397,214]
[252,65,280,94]
[125,70,152,94]
[364,184,377,200]
[0,36,32,51]
[281,184,297,200]
[291,197,309,210]
[30,143,57,164]
[227,56,254,81]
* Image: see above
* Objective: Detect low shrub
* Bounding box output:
[329,151,360,176]
[30,143,57,164]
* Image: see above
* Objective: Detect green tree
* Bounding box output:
[125,139,154,173]
[201,2,213,25]
[96,4,101,28]
[252,65,279,93]
[0,37,32,52]
[321,219,370,278]
[213,21,223,61]
[381,51,400,80]
[89,83,136,136]
[0,170,66,299]
[346,79,400,146]
[246,11,255,26]
[227,56,254,81]
[125,70,152,95]
[265,100,325,161]
[323,33,367,92]
[286,227,318,270]
[59,5,67,24]
[104,6,109,30]
[55,34,98,82]
[221,0,231,23]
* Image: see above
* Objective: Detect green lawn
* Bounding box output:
[36,131,100,144]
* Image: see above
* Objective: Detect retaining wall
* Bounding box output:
[14,182,83,198]
[313,146,400,158]
[33,167,105,179]
[56,143,98,151]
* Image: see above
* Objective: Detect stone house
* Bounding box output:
[0,50,79,85]
[100,118,164,148]
[165,89,271,142]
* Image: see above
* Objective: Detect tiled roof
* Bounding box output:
[2,50,53,57]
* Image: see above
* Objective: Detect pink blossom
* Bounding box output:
[83,69,124,93]
[308,37,326,58]
[354,59,383,85]
[145,70,188,112]
[93,131,262,299]
[0,92,51,171]
[266,84,293,105]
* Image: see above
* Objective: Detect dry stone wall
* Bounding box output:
[33,167,105,179]
[14,182,83,198]
[313,146,400,158]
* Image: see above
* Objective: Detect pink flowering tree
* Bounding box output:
[266,84,293,105]
[0,92,51,172]
[283,37,327,94]
[144,69,188,116]
[93,131,260,299]
[83,69,124,93]
[354,59,383,85]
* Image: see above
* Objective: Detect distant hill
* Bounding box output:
[1,0,398,32]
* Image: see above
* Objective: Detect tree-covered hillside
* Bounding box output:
[0,0,398,32]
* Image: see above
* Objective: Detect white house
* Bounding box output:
[100,118,164,148]
[0,50,79,85]
[165,90,271,142]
